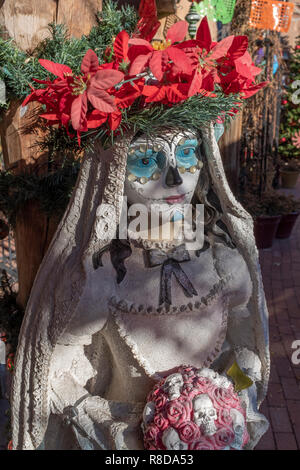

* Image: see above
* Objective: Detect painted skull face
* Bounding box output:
[163,373,184,400]
[193,394,217,436]
[124,131,202,223]
[230,408,246,449]
[143,401,155,426]
[162,427,188,450]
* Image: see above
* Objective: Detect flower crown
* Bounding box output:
[23,16,267,146]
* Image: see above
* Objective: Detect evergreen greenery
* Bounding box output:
[0,158,80,226]
[0,0,138,107]
[120,92,241,136]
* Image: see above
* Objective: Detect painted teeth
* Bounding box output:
[128,173,137,182]
[140,176,148,184]
[151,172,160,180]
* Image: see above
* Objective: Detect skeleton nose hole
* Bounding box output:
[165,166,183,187]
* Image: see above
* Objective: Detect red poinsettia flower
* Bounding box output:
[178,17,266,98]
[129,20,192,81]
[233,51,262,82]
[101,30,131,73]
[142,80,189,105]
[110,77,145,129]
[113,30,130,67]
[134,0,160,42]
[87,78,144,131]
[220,69,267,98]
[23,49,124,143]
[176,18,225,96]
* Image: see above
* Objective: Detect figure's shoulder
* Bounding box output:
[211,242,253,308]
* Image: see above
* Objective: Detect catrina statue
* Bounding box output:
[10,11,269,451]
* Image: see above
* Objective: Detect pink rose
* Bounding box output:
[147,386,160,402]
[212,386,238,409]
[191,438,215,450]
[177,421,200,444]
[145,442,157,450]
[155,393,167,411]
[182,368,196,383]
[144,424,160,446]
[153,413,169,431]
[212,426,235,450]
[165,400,191,426]
[194,376,212,392]
[182,383,194,397]
[218,408,233,427]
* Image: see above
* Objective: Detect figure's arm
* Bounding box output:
[211,243,269,448]
[57,251,115,343]
[48,339,144,450]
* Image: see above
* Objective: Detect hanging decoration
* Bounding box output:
[189,0,237,26]
[194,0,217,22]
[185,2,201,38]
[213,0,237,24]
[249,0,295,33]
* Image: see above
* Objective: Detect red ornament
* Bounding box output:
[280,137,287,143]
[7,353,14,372]
[282,99,288,105]
[0,333,7,342]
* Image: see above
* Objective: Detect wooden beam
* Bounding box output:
[0,0,102,51]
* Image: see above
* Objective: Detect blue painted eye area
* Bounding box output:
[176,139,199,169]
[127,149,165,178]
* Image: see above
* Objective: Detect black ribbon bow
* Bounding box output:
[146,245,198,306]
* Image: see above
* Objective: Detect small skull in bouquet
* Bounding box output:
[142,365,249,450]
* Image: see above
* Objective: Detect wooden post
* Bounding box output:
[218,113,243,194]
[0,0,102,51]
[0,0,102,308]
[0,100,49,173]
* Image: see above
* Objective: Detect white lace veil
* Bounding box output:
[11,123,269,449]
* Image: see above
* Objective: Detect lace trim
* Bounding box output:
[127,232,185,252]
[108,277,228,315]
[111,295,229,379]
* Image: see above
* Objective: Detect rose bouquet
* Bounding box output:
[143,365,249,451]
